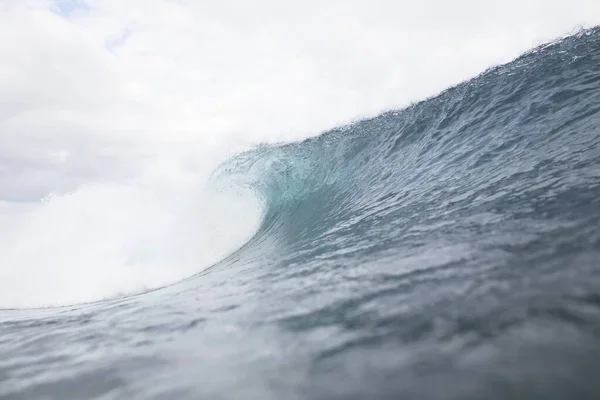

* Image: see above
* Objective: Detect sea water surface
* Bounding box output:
[2,28,600,399]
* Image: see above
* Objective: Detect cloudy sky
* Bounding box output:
[0,0,599,307]
[1,0,599,201]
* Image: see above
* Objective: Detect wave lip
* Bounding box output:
[215,27,600,260]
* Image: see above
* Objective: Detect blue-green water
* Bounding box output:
[2,28,600,399]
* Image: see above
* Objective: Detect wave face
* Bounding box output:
[2,28,600,399]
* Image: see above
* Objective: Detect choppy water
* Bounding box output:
[2,28,600,399]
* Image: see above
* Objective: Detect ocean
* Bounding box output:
[1,27,600,399]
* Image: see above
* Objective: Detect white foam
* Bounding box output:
[0,168,263,308]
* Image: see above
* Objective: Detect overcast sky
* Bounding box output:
[1,0,598,201]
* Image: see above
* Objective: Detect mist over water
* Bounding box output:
[0,173,263,308]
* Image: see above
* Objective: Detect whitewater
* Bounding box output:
[2,27,600,399]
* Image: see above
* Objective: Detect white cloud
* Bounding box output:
[0,0,598,307]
